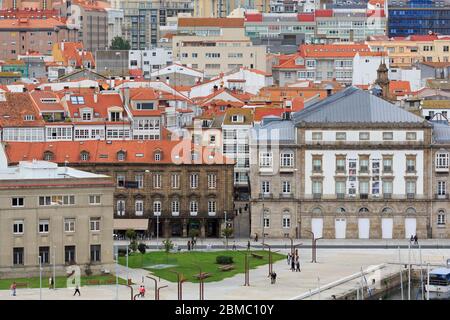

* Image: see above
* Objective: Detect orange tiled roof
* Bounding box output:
[389,80,411,96]
[0,17,67,30]
[299,44,371,58]
[5,140,232,165]
[0,92,45,127]
[65,92,124,119]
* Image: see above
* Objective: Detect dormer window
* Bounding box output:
[43,151,54,161]
[154,152,161,161]
[110,111,121,122]
[202,120,210,127]
[81,110,91,120]
[191,151,199,161]
[80,151,89,161]
[136,103,155,110]
[231,115,244,123]
[70,96,85,104]
[117,151,126,161]
[295,57,304,65]
[24,115,34,121]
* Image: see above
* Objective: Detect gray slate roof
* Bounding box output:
[292,86,425,125]
[432,121,450,143]
[251,118,296,144]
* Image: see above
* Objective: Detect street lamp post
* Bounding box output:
[224,210,228,250]
[170,271,186,300]
[126,243,129,284]
[156,213,160,250]
[39,256,42,300]
[146,276,158,300]
[157,285,168,300]
[236,251,250,286]
[262,243,272,276]
[193,264,205,300]
[53,245,56,290]
[115,252,119,300]
[305,230,322,263]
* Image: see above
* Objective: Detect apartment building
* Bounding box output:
[173,18,267,78]
[5,140,235,239]
[129,48,173,78]
[0,155,114,277]
[244,8,386,52]
[249,86,441,239]
[367,34,450,68]
[1,0,54,9]
[193,0,270,18]
[111,0,193,50]
[0,17,77,60]
[272,44,378,86]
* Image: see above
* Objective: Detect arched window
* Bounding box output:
[117,150,126,161]
[312,207,322,215]
[80,151,89,161]
[282,210,291,228]
[437,210,446,226]
[406,207,416,215]
[359,207,369,213]
[43,151,54,161]
[336,207,346,214]
[382,207,393,214]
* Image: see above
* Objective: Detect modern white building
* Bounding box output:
[129,48,173,78]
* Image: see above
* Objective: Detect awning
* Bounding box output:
[113,219,149,231]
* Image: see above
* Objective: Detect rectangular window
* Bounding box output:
[383,180,393,195]
[13,248,24,265]
[153,174,162,188]
[39,246,50,264]
[359,132,370,140]
[135,200,144,216]
[336,158,346,173]
[153,201,162,215]
[117,175,126,188]
[190,173,199,189]
[171,174,180,189]
[312,158,322,173]
[39,219,49,233]
[282,181,291,194]
[135,174,144,189]
[12,197,24,207]
[282,216,291,228]
[336,132,346,141]
[64,246,76,264]
[207,174,217,189]
[13,220,24,234]
[172,200,179,215]
[64,218,75,232]
[117,200,125,216]
[312,132,322,141]
[190,201,198,215]
[406,132,417,140]
[406,180,416,195]
[263,217,270,228]
[90,217,101,231]
[359,180,369,195]
[383,158,393,173]
[383,132,393,140]
[438,181,446,196]
[39,195,75,206]
[436,153,449,169]
[359,157,369,173]
[280,153,294,167]
[208,200,216,215]
[89,195,101,205]
[90,245,101,263]
[336,180,346,195]
[259,152,272,168]
[406,158,416,173]
[312,180,322,195]
[261,181,270,194]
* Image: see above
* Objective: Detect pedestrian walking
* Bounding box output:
[247,240,250,250]
[287,253,291,265]
[254,233,258,242]
[10,282,16,296]
[291,259,295,272]
[273,272,277,284]
[296,260,301,272]
[73,284,81,296]
[48,277,53,289]
[414,234,418,245]
[410,235,414,244]
[187,240,191,251]
[139,285,146,298]
[232,241,237,250]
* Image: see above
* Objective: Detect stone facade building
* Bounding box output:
[250,86,449,239]
[0,156,115,278]
[5,140,235,239]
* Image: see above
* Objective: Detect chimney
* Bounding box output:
[123,87,130,107]
[93,93,98,103]
[166,76,170,85]
[61,42,64,51]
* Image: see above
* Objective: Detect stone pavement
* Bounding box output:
[1,243,449,300]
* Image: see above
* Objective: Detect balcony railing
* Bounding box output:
[313,193,322,199]
[279,192,294,199]
[360,194,369,199]
[435,193,449,200]
[407,193,415,199]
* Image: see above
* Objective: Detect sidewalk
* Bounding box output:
[114,238,450,249]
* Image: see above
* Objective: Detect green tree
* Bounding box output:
[125,229,137,241]
[222,227,234,250]
[138,243,147,267]
[162,239,174,263]
[188,229,200,243]
[110,36,131,50]
[129,240,138,253]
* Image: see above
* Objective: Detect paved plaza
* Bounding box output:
[1,239,449,300]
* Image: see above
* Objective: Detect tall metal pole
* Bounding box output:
[115,252,119,300]
[224,210,228,250]
[156,214,160,250]
[53,245,56,290]
[39,256,42,300]
[398,246,404,300]
[262,202,265,245]
[126,244,129,284]
[419,244,424,300]
[408,242,411,300]
[426,263,430,301]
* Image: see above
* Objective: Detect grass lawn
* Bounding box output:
[118,250,284,283]
[0,275,127,290]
